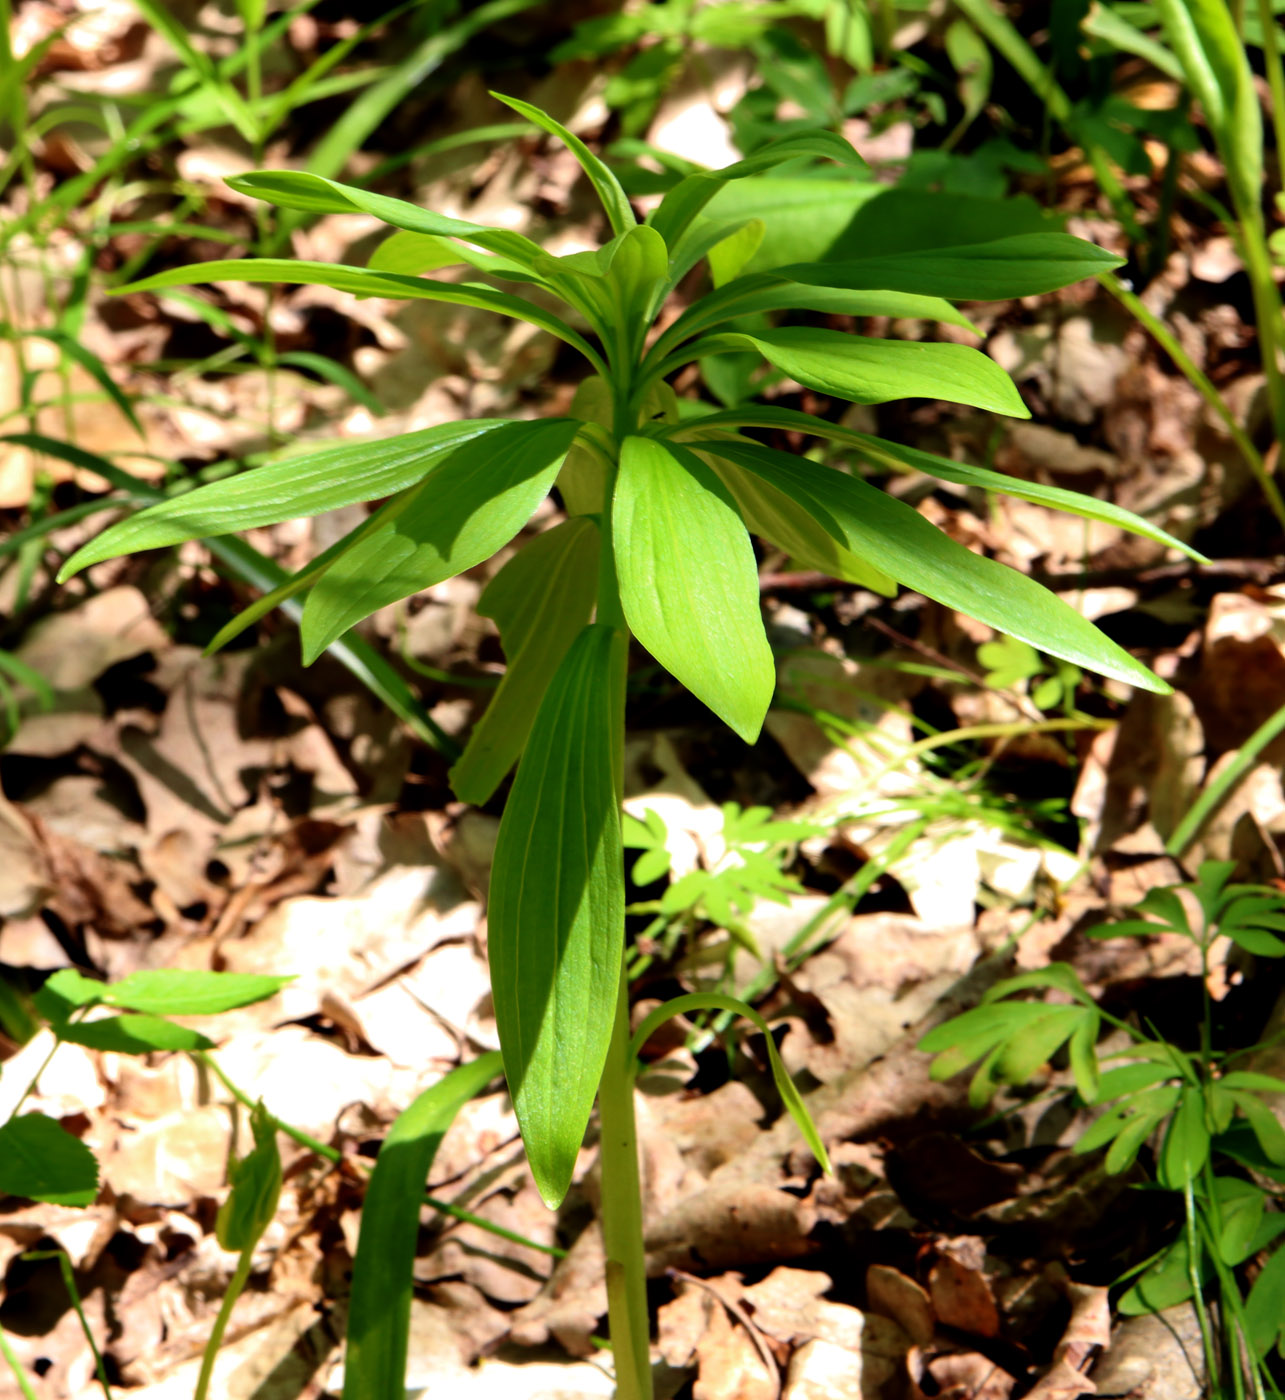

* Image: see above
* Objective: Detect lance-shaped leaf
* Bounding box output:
[670,407,1203,559]
[706,453,895,593]
[649,130,866,249]
[693,327,1028,416]
[775,232,1124,300]
[488,624,625,1207]
[707,438,1168,693]
[301,418,580,662]
[614,436,774,742]
[450,517,600,805]
[492,92,636,237]
[58,420,507,580]
[111,260,604,370]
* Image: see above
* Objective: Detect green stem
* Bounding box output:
[1097,271,1285,532]
[1183,1176,1221,1391]
[597,975,652,1400]
[193,1245,254,1400]
[1258,0,1285,179]
[0,1327,37,1400]
[21,1252,112,1399]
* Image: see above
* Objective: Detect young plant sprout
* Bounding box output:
[59,98,1198,1399]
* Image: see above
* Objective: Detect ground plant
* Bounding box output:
[923,862,1285,1399]
[41,82,1216,1394]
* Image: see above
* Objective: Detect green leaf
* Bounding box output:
[450,517,600,804]
[628,991,831,1173]
[0,1114,99,1206]
[776,232,1124,300]
[55,1014,215,1054]
[1213,1176,1265,1265]
[216,1103,281,1251]
[368,229,475,275]
[1118,1236,1198,1314]
[994,1005,1086,1085]
[1230,1090,1285,1165]
[708,218,765,287]
[488,624,626,1208]
[301,418,580,663]
[600,225,669,323]
[275,351,385,417]
[705,439,1168,693]
[1159,1086,1210,1188]
[58,420,507,581]
[614,436,774,742]
[707,452,896,592]
[343,1053,502,1400]
[669,406,1204,560]
[703,327,1030,416]
[1220,1071,1285,1095]
[650,130,866,250]
[100,970,290,1016]
[1104,1107,1168,1174]
[1245,1237,1285,1358]
[1068,1012,1101,1104]
[110,260,604,369]
[491,92,636,237]
[1094,1061,1175,1103]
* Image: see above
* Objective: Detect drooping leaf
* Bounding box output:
[216,1103,281,1252]
[693,327,1030,416]
[488,624,625,1207]
[59,421,508,581]
[614,436,775,742]
[450,517,600,805]
[110,260,604,369]
[0,1114,99,1206]
[1118,1237,1198,1314]
[706,439,1168,692]
[301,418,580,662]
[55,1015,215,1054]
[343,1053,502,1400]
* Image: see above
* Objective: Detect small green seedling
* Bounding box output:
[57,100,1194,1398]
[923,861,1285,1398]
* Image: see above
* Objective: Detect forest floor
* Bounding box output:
[3,4,1284,1398]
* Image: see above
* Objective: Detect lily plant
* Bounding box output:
[60,96,1198,1399]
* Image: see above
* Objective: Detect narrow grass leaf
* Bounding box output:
[23,330,142,436]
[707,439,1168,692]
[343,1053,501,1400]
[301,418,579,662]
[614,437,774,742]
[0,1115,98,1206]
[488,625,625,1207]
[450,518,599,805]
[275,351,385,416]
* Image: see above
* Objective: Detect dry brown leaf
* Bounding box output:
[928,1238,1001,1339]
[865,1265,935,1346]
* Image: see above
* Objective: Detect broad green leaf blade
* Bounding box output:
[0,1114,99,1206]
[650,131,866,250]
[101,970,290,1016]
[1160,1085,1210,1188]
[369,229,497,276]
[450,518,600,805]
[488,624,625,1208]
[1245,1235,1285,1358]
[706,454,896,593]
[491,92,636,237]
[628,991,830,1173]
[688,406,1203,557]
[111,260,603,369]
[706,438,1169,693]
[300,418,580,663]
[55,1015,215,1054]
[706,328,1030,416]
[775,232,1124,300]
[343,1053,502,1400]
[1118,1237,1197,1314]
[614,437,774,742]
[58,421,507,581]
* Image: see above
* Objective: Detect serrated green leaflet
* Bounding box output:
[301,418,580,662]
[614,436,774,742]
[344,1053,502,1400]
[706,438,1168,692]
[0,1114,99,1206]
[687,328,1030,416]
[450,517,600,805]
[488,624,625,1207]
[59,421,507,581]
